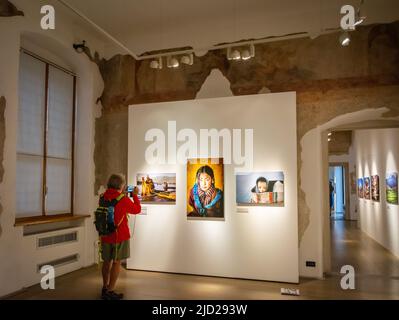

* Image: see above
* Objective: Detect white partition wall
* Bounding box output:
[127,92,299,283]
[355,128,399,257]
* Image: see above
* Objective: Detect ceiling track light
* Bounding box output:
[150,57,162,69]
[353,17,365,27]
[149,53,194,70]
[167,55,179,68]
[150,57,163,69]
[338,0,366,47]
[148,42,256,69]
[241,43,255,60]
[73,40,87,53]
[227,47,240,60]
[354,0,367,28]
[339,31,351,46]
[180,53,194,66]
[227,43,255,61]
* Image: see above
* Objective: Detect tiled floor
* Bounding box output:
[6,220,399,300]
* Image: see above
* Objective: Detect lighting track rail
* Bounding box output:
[58,0,364,64]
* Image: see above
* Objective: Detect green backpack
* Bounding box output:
[94,193,124,236]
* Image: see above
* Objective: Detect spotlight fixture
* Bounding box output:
[180,53,193,65]
[147,42,256,69]
[231,49,241,60]
[328,132,332,137]
[167,56,179,68]
[354,0,367,27]
[227,47,240,60]
[241,50,250,60]
[241,44,255,60]
[227,44,255,61]
[339,32,350,46]
[338,1,365,47]
[149,53,195,70]
[353,17,365,27]
[73,40,86,53]
[150,57,163,69]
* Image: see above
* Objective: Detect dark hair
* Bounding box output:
[107,174,126,190]
[196,165,215,181]
[256,177,268,186]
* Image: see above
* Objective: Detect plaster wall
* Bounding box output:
[354,128,399,257]
[0,0,104,297]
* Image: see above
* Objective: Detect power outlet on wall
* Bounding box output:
[306,261,316,267]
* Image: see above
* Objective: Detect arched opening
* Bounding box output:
[321,110,399,290]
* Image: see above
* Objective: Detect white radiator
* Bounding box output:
[21,227,85,288]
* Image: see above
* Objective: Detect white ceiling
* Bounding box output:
[61,0,399,56]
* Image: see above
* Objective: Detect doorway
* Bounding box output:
[328,162,349,221]
[324,127,399,292]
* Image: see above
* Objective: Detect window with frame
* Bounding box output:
[16,50,76,221]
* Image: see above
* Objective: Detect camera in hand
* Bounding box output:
[126,185,134,197]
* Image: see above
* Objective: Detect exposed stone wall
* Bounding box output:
[0,96,5,237]
[94,110,129,193]
[0,0,23,17]
[92,21,399,241]
[328,131,352,156]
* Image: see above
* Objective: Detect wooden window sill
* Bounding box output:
[14,214,91,227]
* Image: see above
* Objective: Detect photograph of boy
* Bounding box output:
[236,172,284,206]
[371,175,380,202]
[250,177,269,203]
[187,159,224,218]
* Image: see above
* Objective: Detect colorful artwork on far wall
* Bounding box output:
[136,173,176,204]
[236,172,284,206]
[371,175,380,202]
[357,178,364,198]
[364,177,371,200]
[187,158,224,219]
[386,173,398,205]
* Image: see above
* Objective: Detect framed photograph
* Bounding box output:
[386,173,398,205]
[371,175,380,202]
[236,172,284,207]
[186,158,224,218]
[136,173,176,204]
[364,177,371,200]
[357,178,364,198]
